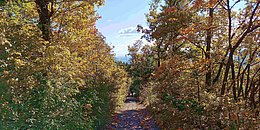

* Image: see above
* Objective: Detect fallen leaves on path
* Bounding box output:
[106,97,160,130]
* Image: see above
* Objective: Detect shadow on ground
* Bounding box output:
[125,96,140,103]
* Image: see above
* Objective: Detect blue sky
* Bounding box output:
[96,0,246,57]
[96,0,150,57]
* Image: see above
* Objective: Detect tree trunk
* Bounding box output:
[35,0,52,41]
[205,8,214,91]
[249,68,260,108]
[213,48,229,84]
[219,1,259,96]
[238,65,249,97]
[244,65,251,99]
[221,1,233,96]
[157,39,164,68]
[249,81,256,108]
[221,49,234,95]
[157,43,160,67]
[236,54,247,95]
[231,57,236,100]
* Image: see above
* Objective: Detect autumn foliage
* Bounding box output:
[132,0,259,129]
[0,1,129,129]
[0,0,259,129]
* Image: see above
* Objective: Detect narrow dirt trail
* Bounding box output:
[106,97,160,130]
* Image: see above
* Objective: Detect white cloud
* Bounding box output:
[112,38,153,57]
[119,34,141,37]
[118,26,139,36]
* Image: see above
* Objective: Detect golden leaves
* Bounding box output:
[193,0,218,9]
[0,0,129,98]
[14,59,26,67]
[0,33,10,46]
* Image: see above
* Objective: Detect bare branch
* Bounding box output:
[219,0,228,10]
[213,0,224,9]
[231,0,241,9]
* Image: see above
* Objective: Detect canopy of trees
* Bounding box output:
[0,1,129,129]
[0,0,259,129]
[129,0,259,129]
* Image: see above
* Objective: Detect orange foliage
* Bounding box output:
[208,0,218,8]
[193,0,203,9]
[164,6,177,14]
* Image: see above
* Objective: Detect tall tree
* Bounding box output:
[220,0,259,96]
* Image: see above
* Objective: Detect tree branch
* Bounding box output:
[233,1,259,50]
[231,0,241,9]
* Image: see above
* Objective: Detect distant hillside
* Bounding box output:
[115,56,130,63]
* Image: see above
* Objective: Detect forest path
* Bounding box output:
[106,97,160,130]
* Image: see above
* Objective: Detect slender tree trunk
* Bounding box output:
[238,64,249,97]
[231,57,237,100]
[221,1,233,96]
[236,54,247,97]
[249,68,260,108]
[157,39,163,67]
[205,8,214,91]
[213,48,229,84]
[249,81,256,108]
[244,65,251,99]
[197,78,200,102]
[221,61,229,95]
[157,43,160,67]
